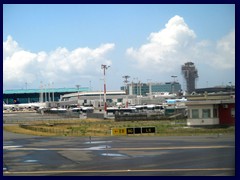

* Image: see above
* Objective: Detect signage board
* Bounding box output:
[112,127,156,135]
[111,128,126,135]
[142,127,156,133]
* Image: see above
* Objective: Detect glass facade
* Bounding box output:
[122,82,182,96]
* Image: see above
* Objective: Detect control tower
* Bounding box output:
[181,62,198,94]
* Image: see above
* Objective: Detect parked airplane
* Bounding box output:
[3,101,46,111]
[3,101,15,110]
[152,92,177,98]
[18,102,46,110]
[165,97,187,104]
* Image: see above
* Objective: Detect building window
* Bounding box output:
[117,98,123,102]
[202,109,211,118]
[213,108,218,118]
[192,109,199,118]
[231,108,235,117]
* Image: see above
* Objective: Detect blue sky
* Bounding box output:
[3,4,235,91]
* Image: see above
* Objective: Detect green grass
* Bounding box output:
[3,118,235,137]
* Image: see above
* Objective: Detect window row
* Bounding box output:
[190,108,218,119]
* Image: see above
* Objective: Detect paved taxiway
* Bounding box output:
[3,128,235,176]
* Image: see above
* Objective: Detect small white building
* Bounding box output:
[186,100,219,126]
[186,99,235,126]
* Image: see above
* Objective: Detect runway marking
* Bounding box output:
[24,160,38,163]
[3,145,23,149]
[101,153,126,157]
[3,145,234,151]
[110,145,235,151]
[3,168,234,174]
[84,141,112,144]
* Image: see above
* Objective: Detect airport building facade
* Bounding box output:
[186,92,235,126]
[3,87,89,104]
[121,82,182,96]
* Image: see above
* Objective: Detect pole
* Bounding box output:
[76,85,80,108]
[48,83,51,102]
[122,75,130,108]
[101,64,110,118]
[44,84,47,102]
[99,79,103,108]
[52,82,54,103]
[40,81,43,103]
[139,81,142,96]
[147,79,152,99]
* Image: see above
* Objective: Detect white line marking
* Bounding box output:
[3,168,235,174]
[3,145,234,151]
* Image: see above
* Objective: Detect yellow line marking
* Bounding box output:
[3,168,234,174]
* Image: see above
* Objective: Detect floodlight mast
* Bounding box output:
[122,75,130,108]
[76,85,80,108]
[101,64,110,118]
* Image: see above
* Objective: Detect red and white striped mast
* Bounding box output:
[101,64,110,118]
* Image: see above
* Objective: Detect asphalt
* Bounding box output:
[3,111,235,176]
[3,129,235,176]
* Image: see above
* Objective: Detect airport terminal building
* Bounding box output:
[3,87,89,104]
[121,82,182,96]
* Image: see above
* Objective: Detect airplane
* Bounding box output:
[151,92,177,98]
[3,101,16,110]
[17,102,46,110]
[3,101,46,111]
[165,97,187,104]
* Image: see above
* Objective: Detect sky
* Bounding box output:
[3,4,235,91]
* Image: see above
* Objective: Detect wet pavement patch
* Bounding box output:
[101,153,126,157]
[86,145,111,150]
[84,141,112,144]
[24,160,38,163]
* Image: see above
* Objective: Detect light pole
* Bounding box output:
[122,75,130,108]
[147,79,152,99]
[101,64,110,118]
[52,82,54,103]
[76,85,80,108]
[48,83,51,102]
[99,78,104,109]
[40,81,43,103]
[44,84,47,102]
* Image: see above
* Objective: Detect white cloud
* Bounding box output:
[126,15,235,74]
[127,15,197,72]
[3,35,21,60]
[192,30,235,70]
[214,30,235,69]
[3,36,115,89]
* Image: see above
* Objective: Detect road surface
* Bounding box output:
[3,129,235,176]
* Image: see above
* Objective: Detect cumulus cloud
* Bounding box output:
[127,15,196,72]
[3,36,115,89]
[192,30,235,69]
[126,15,235,73]
[213,30,235,69]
